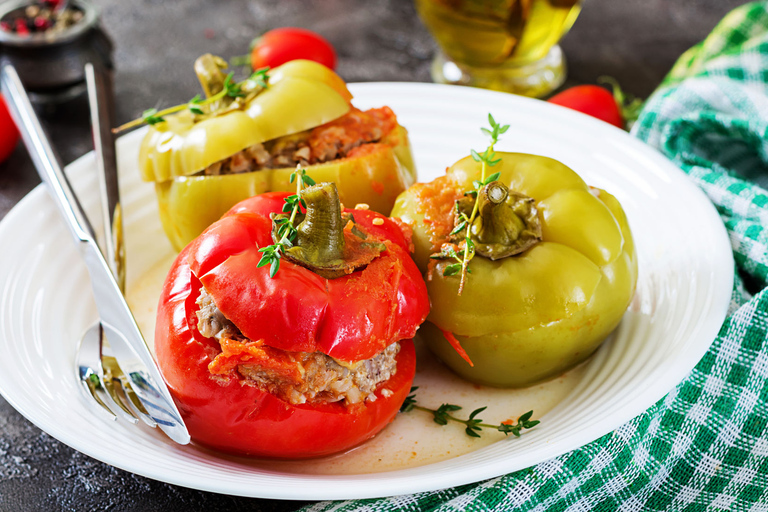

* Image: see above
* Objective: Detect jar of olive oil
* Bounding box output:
[416,0,582,97]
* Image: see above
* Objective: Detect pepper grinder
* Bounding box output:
[0,0,113,104]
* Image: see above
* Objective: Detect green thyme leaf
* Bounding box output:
[443,263,462,276]
[400,386,419,413]
[269,257,280,277]
[223,73,246,98]
[187,95,204,115]
[450,220,468,235]
[142,108,165,125]
[249,67,270,89]
[400,389,539,439]
[465,236,475,253]
[469,407,487,420]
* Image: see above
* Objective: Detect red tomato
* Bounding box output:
[0,95,19,164]
[547,85,624,128]
[155,193,429,457]
[251,27,337,71]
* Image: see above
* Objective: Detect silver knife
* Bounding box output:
[85,62,158,428]
[1,64,190,445]
[85,62,125,293]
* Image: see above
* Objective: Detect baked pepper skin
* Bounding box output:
[155,125,416,251]
[155,193,429,457]
[391,153,638,387]
[138,60,353,182]
[138,58,416,252]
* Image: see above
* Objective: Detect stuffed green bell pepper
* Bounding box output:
[392,152,638,387]
[136,55,416,251]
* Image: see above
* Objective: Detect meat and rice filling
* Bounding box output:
[201,106,397,176]
[196,286,400,406]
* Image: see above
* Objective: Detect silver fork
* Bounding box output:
[76,324,156,426]
[73,62,156,427]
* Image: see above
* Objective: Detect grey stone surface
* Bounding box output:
[0,0,749,510]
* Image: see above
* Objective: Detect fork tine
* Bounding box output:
[98,325,139,425]
[76,324,117,421]
[113,373,158,428]
[102,348,158,428]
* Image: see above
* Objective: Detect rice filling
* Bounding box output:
[196,286,400,406]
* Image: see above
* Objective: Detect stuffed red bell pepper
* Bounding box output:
[155,177,429,458]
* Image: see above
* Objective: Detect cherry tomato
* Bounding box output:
[547,85,624,129]
[155,192,429,457]
[0,95,19,164]
[251,27,337,71]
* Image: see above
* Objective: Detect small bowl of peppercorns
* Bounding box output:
[0,0,112,102]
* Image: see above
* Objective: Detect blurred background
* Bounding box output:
[0,0,748,510]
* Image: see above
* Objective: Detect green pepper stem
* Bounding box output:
[470,182,542,260]
[293,183,346,267]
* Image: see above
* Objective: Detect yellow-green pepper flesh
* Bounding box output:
[157,126,416,251]
[391,153,638,387]
[139,60,353,182]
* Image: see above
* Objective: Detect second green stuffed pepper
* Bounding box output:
[138,56,416,251]
[392,152,638,388]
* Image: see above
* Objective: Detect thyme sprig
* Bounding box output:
[434,114,509,294]
[400,387,539,438]
[257,166,316,277]
[429,245,471,277]
[113,67,270,134]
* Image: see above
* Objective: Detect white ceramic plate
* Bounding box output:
[0,83,733,500]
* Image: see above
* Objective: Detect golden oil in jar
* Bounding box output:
[417,0,582,96]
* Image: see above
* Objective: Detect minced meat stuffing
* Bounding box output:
[196,286,400,406]
[201,106,397,176]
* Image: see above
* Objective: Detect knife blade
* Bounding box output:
[0,64,190,445]
[85,62,125,293]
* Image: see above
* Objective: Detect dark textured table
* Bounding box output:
[0,0,747,510]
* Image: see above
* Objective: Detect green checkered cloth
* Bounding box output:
[302,3,768,510]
